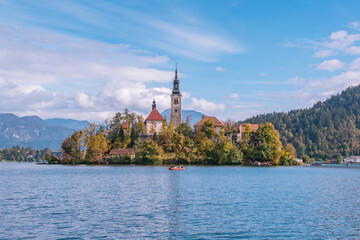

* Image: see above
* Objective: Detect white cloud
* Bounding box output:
[346,46,360,55]
[145,20,242,62]
[306,70,360,92]
[316,59,345,71]
[216,66,225,72]
[259,72,268,77]
[313,49,334,58]
[0,25,178,121]
[231,104,263,109]
[325,70,360,89]
[349,21,360,30]
[287,76,306,85]
[349,57,360,70]
[73,92,95,108]
[324,30,360,49]
[230,93,239,100]
[189,98,226,115]
[0,25,171,86]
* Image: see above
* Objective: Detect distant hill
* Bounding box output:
[45,118,90,131]
[242,85,360,160]
[0,114,89,150]
[161,109,205,127]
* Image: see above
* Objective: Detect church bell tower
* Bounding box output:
[171,65,182,128]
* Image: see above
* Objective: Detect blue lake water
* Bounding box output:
[1,163,360,239]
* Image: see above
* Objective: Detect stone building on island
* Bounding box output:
[194,116,224,135]
[237,123,258,141]
[144,99,164,135]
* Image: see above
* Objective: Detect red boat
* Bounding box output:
[169,165,185,170]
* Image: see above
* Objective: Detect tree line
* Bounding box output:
[57,109,300,165]
[242,85,360,161]
[0,146,54,162]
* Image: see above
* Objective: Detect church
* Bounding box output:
[144,66,182,135]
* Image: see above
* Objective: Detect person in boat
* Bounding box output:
[180,165,184,169]
[170,165,173,168]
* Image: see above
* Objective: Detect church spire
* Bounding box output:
[152,99,156,110]
[170,64,182,128]
[175,63,178,80]
[172,64,180,95]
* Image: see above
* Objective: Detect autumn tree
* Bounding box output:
[84,123,109,163]
[159,119,173,152]
[61,130,86,163]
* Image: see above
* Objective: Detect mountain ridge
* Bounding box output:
[241,85,360,159]
[0,114,88,150]
[161,109,205,127]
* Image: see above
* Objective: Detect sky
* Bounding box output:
[1,0,360,122]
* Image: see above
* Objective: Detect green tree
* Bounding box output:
[135,140,162,164]
[302,154,310,163]
[176,122,194,139]
[247,123,282,164]
[337,155,344,164]
[200,119,216,139]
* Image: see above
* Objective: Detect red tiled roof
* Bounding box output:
[194,116,224,127]
[121,122,129,129]
[109,148,135,155]
[239,124,259,132]
[145,108,164,121]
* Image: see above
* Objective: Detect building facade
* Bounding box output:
[344,156,360,163]
[237,123,259,142]
[171,66,182,128]
[194,116,224,135]
[144,100,164,135]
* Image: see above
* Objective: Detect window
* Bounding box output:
[174,99,178,105]
[175,109,177,112]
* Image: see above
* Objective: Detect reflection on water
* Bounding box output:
[1,163,360,239]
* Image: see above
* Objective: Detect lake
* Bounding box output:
[1,163,360,239]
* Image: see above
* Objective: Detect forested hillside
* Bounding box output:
[242,85,360,160]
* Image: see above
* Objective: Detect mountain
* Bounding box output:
[45,118,90,131]
[0,114,88,150]
[242,85,360,160]
[161,109,205,127]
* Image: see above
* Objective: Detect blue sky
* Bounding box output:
[1,0,360,122]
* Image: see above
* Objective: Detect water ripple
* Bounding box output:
[1,163,360,239]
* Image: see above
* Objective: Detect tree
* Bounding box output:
[135,140,162,164]
[159,120,172,152]
[284,143,296,158]
[247,123,282,164]
[176,122,194,139]
[302,154,310,163]
[337,155,344,164]
[200,119,216,139]
[61,130,85,163]
[279,144,299,165]
[84,123,109,163]
[226,146,243,165]
[198,137,216,164]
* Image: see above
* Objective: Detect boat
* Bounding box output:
[311,162,324,166]
[36,161,48,165]
[169,165,185,170]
